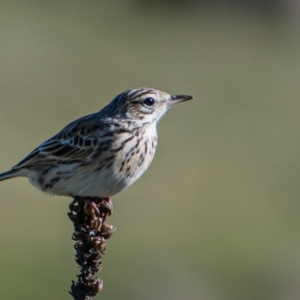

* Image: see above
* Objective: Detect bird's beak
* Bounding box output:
[168,94,193,105]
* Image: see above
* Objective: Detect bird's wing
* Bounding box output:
[13,114,107,169]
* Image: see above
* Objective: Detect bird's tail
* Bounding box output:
[0,169,23,181]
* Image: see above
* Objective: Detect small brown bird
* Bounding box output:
[0,88,192,198]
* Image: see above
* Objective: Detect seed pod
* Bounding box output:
[101,223,116,239]
[89,216,103,230]
[99,199,113,213]
[86,278,104,296]
[89,237,106,253]
[84,202,100,216]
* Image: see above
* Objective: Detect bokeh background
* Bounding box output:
[0,1,300,299]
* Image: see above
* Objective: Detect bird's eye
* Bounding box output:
[143,97,155,106]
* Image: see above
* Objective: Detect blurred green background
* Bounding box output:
[0,1,300,299]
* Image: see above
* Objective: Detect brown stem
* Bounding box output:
[68,196,116,300]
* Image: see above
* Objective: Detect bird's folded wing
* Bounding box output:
[13,114,104,169]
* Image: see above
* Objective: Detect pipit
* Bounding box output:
[0,88,192,198]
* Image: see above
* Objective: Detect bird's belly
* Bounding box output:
[30,161,149,198]
[49,167,131,197]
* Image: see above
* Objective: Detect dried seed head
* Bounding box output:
[69,196,114,299]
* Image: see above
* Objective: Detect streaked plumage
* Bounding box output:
[0,88,192,197]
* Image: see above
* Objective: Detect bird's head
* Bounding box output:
[106,88,193,124]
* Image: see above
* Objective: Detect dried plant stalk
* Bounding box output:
[68,196,116,300]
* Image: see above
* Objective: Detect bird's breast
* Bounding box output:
[111,125,158,185]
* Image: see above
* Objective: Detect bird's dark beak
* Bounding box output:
[168,94,193,105]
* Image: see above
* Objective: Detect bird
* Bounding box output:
[0,88,192,199]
